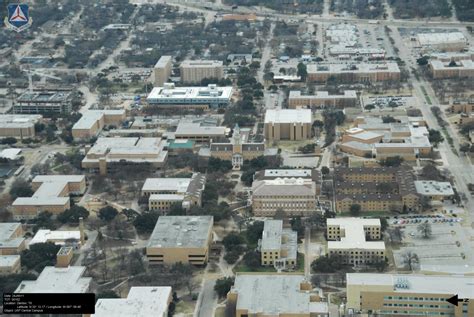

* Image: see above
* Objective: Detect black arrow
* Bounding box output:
[446,295,462,306]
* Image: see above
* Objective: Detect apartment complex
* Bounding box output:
[307,62,400,83]
[180,60,223,84]
[15,266,92,293]
[93,287,172,317]
[334,167,420,213]
[288,90,358,109]
[429,59,474,79]
[416,32,468,52]
[327,218,385,267]
[251,178,317,217]
[346,273,474,316]
[339,116,432,160]
[0,114,42,138]
[12,175,86,220]
[259,220,297,268]
[449,99,474,114]
[153,55,173,86]
[146,216,213,265]
[82,137,168,175]
[147,83,233,109]
[72,109,126,139]
[14,90,73,114]
[142,173,206,212]
[227,274,329,317]
[264,108,312,141]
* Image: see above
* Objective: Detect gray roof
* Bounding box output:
[414,181,454,196]
[231,274,328,315]
[15,266,91,293]
[0,223,24,249]
[260,220,297,260]
[0,254,20,267]
[147,216,213,249]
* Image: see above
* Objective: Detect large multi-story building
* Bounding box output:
[227,273,329,317]
[346,273,474,316]
[15,266,92,293]
[14,89,73,114]
[264,108,312,141]
[327,218,385,267]
[339,116,432,160]
[429,59,474,79]
[180,60,223,84]
[288,90,358,109]
[0,114,42,139]
[259,220,297,268]
[82,137,168,175]
[307,62,400,83]
[12,175,86,220]
[146,216,213,265]
[334,167,420,213]
[147,83,233,109]
[251,178,317,217]
[207,124,268,170]
[93,287,172,317]
[153,56,173,86]
[416,32,468,52]
[72,109,126,139]
[142,173,206,212]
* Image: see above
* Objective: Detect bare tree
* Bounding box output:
[417,223,432,239]
[402,251,418,271]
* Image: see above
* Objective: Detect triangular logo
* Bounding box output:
[446,294,459,306]
[10,6,28,22]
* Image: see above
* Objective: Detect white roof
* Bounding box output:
[289,90,357,99]
[149,194,185,201]
[414,181,454,196]
[154,56,172,68]
[327,218,385,250]
[30,229,80,245]
[142,178,191,193]
[0,114,42,128]
[347,273,474,299]
[307,62,400,74]
[181,59,223,68]
[175,122,226,137]
[0,148,22,160]
[264,169,312,178]
[0,254,20,267]
[417,32,466,46]
[72,110,125,130]
[147,84,233,103]
[93,286,172,317]
[264,109,312,124]
[232,274,328,315]
[15,266,91,293]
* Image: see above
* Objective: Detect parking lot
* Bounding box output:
[392,217,472,272]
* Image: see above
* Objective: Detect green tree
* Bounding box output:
[222,233,244,252]
[10,179,34,199]
[96,290,119,302]
[57,205,89,224]
[98,206,119,221]
[350,204,361,216]
[297,62,308,81]
[364,104,375,111]
[379,156,404,167]
[243,250,261,269]
[245,221,264,245]
[1,137,17,145]
[21,242,61,273]
[133,212,159,234]
[311,254,345,273]
[321,166,330,176]
[428,129,444,147]
[214,277,234,298]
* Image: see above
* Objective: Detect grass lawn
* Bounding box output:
[420,86,432,105]
[234,262,276,273]
[175,300,195,315]
[295,252,305,272]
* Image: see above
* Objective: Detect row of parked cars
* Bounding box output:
[391,214,462,225]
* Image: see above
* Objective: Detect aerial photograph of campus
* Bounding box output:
[0,0,473,316]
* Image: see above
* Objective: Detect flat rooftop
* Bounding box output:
[30,229,80,245]
[261,220,297,260]
[264,108,312,124]
[175,122,226,137]
[181,59,223,67]
[0,223,24,249]
[231,274,328,315]
[17,90,72,103]
[0,114,42,128]
[327,218,385,250]
[154,55,172,68]
[307,62,400,74]
[147,216,213,249]
[15,266,91,293]
[252,178,316,196]
[289,90,357,99]
[417,32,466,46]
[347,273,474,299]
[414,181,454,196]
[93,286,172,317]
[263,169,312,178]
[142,178,191,193]
[0,254,20,267]
[430,59,474,70]
[72,109,125,130]
[147,84,233,102]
